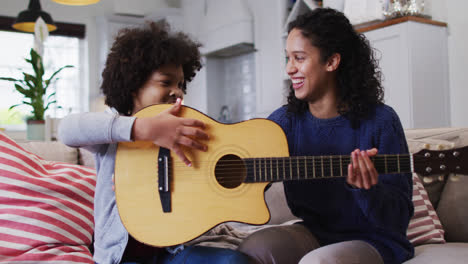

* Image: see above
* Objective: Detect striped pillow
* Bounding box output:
[0,132,96,263]
[407,173,445,246]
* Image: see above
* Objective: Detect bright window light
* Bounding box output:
[0,30,84,131]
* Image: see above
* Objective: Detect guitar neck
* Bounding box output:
[243,154,413,183]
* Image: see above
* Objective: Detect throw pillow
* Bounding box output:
[407,173,445,246]
[0,131,96,263]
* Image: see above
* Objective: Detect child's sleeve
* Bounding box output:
[58,112,136,153]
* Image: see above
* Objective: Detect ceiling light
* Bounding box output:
[52,0,100,6]
[13,0,56,32]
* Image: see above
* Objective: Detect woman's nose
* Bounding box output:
[286,60,297,76]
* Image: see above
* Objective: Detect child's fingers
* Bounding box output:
[179,126,209,140]
[168,98,182,115]
[172,146,192,167]
[177,136,207,152]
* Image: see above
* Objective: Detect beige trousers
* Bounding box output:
[238,224,384,264]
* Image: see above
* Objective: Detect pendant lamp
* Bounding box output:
[52,0,100,6]
[13,0,57,32]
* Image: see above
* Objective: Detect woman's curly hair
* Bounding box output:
[286,8,384,126]
[101,21,202,115]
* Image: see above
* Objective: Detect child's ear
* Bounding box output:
[326,53,341,72]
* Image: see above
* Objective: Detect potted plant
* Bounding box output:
[0,48,72,140]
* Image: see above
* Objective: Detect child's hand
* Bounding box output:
[347,148,379,190]
[132,98,209,166]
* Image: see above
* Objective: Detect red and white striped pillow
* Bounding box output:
[407,173,445,246]
[0,132,96,263]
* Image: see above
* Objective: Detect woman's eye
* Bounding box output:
[295,56,305,61]
[160,81,171,86]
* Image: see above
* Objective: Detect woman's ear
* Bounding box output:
[326,53,341,72]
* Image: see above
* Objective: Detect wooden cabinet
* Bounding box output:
[357,17,450,129]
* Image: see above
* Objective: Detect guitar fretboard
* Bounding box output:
[243,155,412,183]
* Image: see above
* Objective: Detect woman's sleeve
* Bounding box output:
[57,112,136,153]
[349,109,414,231]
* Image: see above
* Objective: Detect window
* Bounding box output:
[0,19,86,131]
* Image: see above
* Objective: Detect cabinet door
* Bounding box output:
[364,24,412,128]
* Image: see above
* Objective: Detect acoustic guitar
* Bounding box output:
[114,104,468,247]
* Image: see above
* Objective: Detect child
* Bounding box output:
[238,8,414,264]
[59,22,252,264]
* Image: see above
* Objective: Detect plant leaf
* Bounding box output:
[0,77,20,82]
[47,92,56,100]
[44,65,73,89]
[8,104,22,110]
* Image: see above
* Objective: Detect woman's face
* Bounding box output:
[285,28,333,102]
[132,64,184,114]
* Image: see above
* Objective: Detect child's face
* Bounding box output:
[132,64,184,114]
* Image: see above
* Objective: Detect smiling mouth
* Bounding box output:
[291,79,304,89]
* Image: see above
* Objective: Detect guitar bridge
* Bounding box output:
[158,147,172,213]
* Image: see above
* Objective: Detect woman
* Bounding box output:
[238,8,414,264]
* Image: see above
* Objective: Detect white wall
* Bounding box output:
[445,0,468,127]
[426,0,468,127]
[181,0,285,118]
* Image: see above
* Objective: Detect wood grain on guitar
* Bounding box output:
[114,104,468,247]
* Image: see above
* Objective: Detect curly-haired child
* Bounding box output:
[59,21,252,264]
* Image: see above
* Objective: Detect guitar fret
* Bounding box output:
[276,158,279,181]
[289,158,292,180]
[297,157,300,180]
[321,156,324,179]
[261,158,264,182]
[254,159,257,182]
[283,158,285,181]
[330,156,333,177]
[305,156,308,179]
[339,156,343,177]
[313,157,316,178]
[384,155,388,174]
[397,154,400,172]
[270,157,273,181]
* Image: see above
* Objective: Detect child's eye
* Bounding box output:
[295,56,305,61]
[160,81,171,86]
[285,56,289,63]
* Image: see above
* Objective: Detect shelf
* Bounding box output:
[355,16,447,33]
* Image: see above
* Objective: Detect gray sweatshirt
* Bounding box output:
[58,110,136,264]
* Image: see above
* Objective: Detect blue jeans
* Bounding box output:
[121,245,252,264]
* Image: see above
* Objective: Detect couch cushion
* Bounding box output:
[0,132,96,263]
[264,182,298,225]
[403,243,468,264]
[18,140,78,165]
[79,148,95,168]
[436,174,468,242]
[407,174,445,246]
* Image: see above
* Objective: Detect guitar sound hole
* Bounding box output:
[215,154,246,189]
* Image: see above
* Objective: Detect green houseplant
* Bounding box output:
[0,48,72,140]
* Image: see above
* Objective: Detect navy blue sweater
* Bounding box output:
[268,104,414,264]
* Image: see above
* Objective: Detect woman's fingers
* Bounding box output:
[348,149,379,189]
[358,151,372,189]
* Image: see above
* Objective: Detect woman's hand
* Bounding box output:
[132,98,209,166]
[347,148,379,189]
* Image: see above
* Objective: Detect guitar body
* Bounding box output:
[114,104,290,247]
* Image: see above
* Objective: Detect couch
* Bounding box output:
[13,127,468,263]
